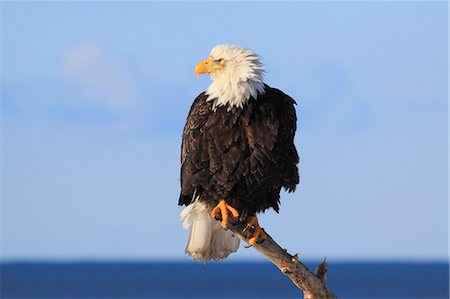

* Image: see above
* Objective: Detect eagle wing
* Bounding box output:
[264,86,299,192]
[239,85,299,201]
[179,92,212,205]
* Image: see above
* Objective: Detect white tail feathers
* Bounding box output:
[180,200,240,261]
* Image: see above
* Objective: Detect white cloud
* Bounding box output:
[62,42,138,110]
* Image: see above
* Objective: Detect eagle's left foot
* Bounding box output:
[244,216,266,246]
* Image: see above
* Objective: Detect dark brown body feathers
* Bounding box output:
[179,85,299,219]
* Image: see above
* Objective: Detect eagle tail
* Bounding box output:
[180,200,240,261]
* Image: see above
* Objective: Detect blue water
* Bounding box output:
[1,261,448,298]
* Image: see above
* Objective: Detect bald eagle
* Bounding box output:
[179,45,299,261]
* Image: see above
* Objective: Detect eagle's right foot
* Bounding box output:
[211,199,239,229]
[244,215,266,246]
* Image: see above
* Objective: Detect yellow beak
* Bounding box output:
[194,59,213,78]
[194,58,224,78]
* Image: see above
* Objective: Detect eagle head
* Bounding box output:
[195,45,265,109]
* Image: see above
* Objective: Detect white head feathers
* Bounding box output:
[205,45,265,109]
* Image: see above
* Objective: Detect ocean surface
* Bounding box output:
[1,261,448,298]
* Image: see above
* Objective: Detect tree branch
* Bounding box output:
[226,221,337,299]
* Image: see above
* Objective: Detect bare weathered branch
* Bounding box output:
[226,221,337,299]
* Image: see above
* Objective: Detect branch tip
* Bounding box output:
[316,257,328,281]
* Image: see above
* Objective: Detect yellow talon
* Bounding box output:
[211,199,239,229]
[244,216,266,246]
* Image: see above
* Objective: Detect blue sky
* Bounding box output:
[1,2,448,261]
